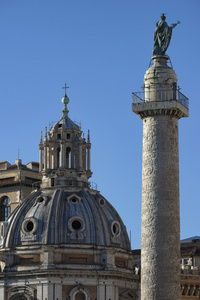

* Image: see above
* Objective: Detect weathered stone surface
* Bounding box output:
[141,115,180,300]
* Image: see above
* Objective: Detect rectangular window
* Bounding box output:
[184,258,190,265]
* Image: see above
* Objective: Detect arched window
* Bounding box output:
[0,196,11,221]
[8,286,33,300]
[76,292,86,300]
[69,286,90,300]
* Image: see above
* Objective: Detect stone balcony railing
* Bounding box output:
[132,89,189,110]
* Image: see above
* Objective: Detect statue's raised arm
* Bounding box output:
[171,20,180,28]
[152,14,180,56]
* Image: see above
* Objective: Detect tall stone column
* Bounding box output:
[142,115,180,300]
[132,55,189,300]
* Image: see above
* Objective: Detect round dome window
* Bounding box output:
[22,218,37,235]
[72,220,82,230]
[68,216,85,232]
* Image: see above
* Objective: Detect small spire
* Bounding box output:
[62,83,69,118]
[44,127,47,141]
[40,131,43,144]
[87,130,90,143]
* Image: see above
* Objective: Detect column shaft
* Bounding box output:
[141,115,180,300]
[39,147,43,172]
[44,144,47,171]
[87,146,91,170]
[60,142,65,167]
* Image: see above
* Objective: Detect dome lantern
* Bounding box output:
[39,84,92,189]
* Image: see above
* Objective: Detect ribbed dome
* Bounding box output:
[51,116,80,131]
[1,188,131,251]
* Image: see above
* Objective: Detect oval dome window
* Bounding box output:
[26,221,34,232]
[111,221,121,237]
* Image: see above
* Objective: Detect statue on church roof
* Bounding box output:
[152,14,180,56]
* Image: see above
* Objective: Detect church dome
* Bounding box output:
[1,188,131,250]
[0,87,131,251]
[0,87,138,300]
[0,86,131,261]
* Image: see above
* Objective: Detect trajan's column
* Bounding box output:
[132,15,189,300]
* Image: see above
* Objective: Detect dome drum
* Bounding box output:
[0,243,134,273]
[41,171,91,189]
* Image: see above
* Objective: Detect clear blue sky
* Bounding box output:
[0,0,199,249]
